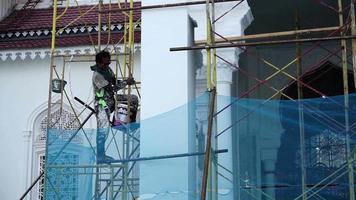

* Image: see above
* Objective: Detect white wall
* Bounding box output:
[0,47,141,200]
[0,57,51,200]
[141,0,204,120]
[140,0,252,199]
[140,0,193,199]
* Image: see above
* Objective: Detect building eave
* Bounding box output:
[0,44,141,61]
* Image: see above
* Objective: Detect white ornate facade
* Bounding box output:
[0,44,141,199]
[0,0,254,199]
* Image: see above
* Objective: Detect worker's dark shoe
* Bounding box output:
[97,155,115,164]
[112,122,140,132]
[96,132,114,164]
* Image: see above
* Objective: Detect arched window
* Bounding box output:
[31,107,81,200]
[277,61,355,199]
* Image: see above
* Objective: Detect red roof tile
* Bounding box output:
[0,32,141,49]
[0,2,141,32]
[0,3,141,50]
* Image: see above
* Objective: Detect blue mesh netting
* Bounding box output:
[44,93,356,199]
[45,129,95,200]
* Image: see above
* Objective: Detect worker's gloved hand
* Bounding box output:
[125,77,135,85]
[112,78,135,92]
[113,83,124,92]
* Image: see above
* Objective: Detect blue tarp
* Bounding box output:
[44,93,356,199]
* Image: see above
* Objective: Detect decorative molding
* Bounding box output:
[198,48,238,83]
[23,130,32,142]
[0,44,141,61]
[26,98,59,132]
[30,149,45,200]
[22,130,32,193]
[217,63,236,85]
[0,24,128,39]
[239,6,254,35]
[16,0,136,10]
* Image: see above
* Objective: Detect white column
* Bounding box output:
[262,158,277,198]
[216,55,236,200]
[140,1,193,199]
[200,45,239,198]
[22,130,32,199]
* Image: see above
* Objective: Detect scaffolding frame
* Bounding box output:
[170,0,356,200]
[18,0,356,200]
[19,0,141,199]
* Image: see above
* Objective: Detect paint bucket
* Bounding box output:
[113,102,139,126]
[52,79,67,93]
[114,104,130,126]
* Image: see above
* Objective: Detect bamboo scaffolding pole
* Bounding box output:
[100,0,242,13]
[196,26,340,45]
[171,35,356,51]
[73,0,97,50]
[338,1,355,199]
[201,1,218,199]
[295,12,307,200]
[43,0,59,198]
[59,58,66,130]
[122,1,128,199]
[126,0,134,130]
[120,1,136,199]
[53,53,129,58]
[201,88,217,200]
[95,1,103,198]
[58,4,98,34]
[106,0,112,48]
[56,0,70,20]
[211,1,219,199]
[212,0,217,92]
[206,1,213,91]
[351,0,356,90]
[98,0,103,51]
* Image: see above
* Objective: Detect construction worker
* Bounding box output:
[91,50,137,163]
